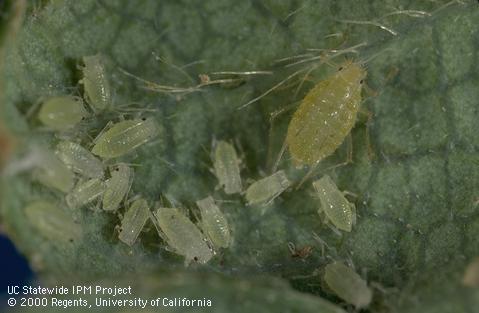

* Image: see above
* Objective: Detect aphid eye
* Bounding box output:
[193,256,199,262]
[69,238,74,243]
[141,117,147,121]
[338,66,343,71]
[360,79,364,84]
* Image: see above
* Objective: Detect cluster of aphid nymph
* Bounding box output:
[22,48,373,308]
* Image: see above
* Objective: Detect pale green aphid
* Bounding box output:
[312,175,356,232]
[56,140,104,178]
[245,170,291,206]
[213,140,242,194]
[66,178,106,209]
[91,118,160,159]
[102,163,133,212]
[32,149,75,193]
[196,196,231,249]
[37,96,88,131]
[324,261,372,308]
[24,200,82,242]
[81,54,111,112]
[152,207,214,265]
[118,198,150,246]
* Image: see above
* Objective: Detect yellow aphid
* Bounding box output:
[213,140,242,194]
[313,175,356,232]
[196,196,231,249]
[33,149,75,193]
[66,178,106,209]
[81,54,111,112]
[102,163,133,212]
[56,141,104,179]
[37,96,88,131]
[91,118,160,159]
[324,261,372,308]
[24,201,82,243]
[286,60,366,167]
[118,198,150,246]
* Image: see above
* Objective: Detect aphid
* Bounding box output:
[32,149,75,193]
[324,261,373,308]
[56,140,104,178]
[462,257,479,287]
[81,54,111,112]
[285,60,366,168]
[312,175,356,232]
[91,118,160,159]
[118,198,150,246]
[245,170,291,206]
[288,242,313,259]
[66,178,106,209]
[195,196,231,249]
[37,96,88,131]
[152,207,214,265]
[24,201,82,242]
[213,140,242,194]
[102,163,133,212]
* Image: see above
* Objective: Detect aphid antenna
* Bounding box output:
[210,70,273,76]
[152,51,195,83]
[431,0,466,15]
[380,9,431,19]
[335,18,398,36]
[238,42,367,110]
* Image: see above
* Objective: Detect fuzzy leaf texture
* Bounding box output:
[1,0,479,312]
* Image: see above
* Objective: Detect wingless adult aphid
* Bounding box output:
[195,196,231,249]
[245,170,291,206]
[324,261,373,309]
[91,118,160,159]
[102,163,133,212]
[37,96,88,131]
[118,198,150,246]
[152,207,214,265]
[56,140,104,179]
[313,175,356,232]
[81,54,111,112]
[213,140,242,194]
[66,178,106,209]
[24,200,82,243]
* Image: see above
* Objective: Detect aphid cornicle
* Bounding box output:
[285,60,366,168]
[313,175,356,232]
[118,198,150,246]
[24,201,82,242]
[152,207,214,265]
[56,140,104,179]
[245,170,291,206]
[33,149,75,193]
[324,261,372,308]
[102,163,133,212]
[37,96,88,131]
[81,54,111,112]
[195,196,231,249]
[66,178,106,209]
[91,118,160,159]
[213,140,242,194]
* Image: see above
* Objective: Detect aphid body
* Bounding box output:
[213,140,242,194]
[81,54,111,112]
[24,201,82,242]
[245,170,291,206]
[102,163,133,212]
[37,96,88,131]
[462,257,479,287]
[56,141,104,178]
[118,198,150,246]
[152,207,214,265]
[33,149,75,193]
[66,178,106,209]
[286,61,366,167]
[91,118,160,159]
[324,261,372,308]
[313,175,356,232]
[196,196,231,249]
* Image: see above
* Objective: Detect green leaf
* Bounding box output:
[1,0,479,312]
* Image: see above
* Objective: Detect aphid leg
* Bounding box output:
[358,108,375,160]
